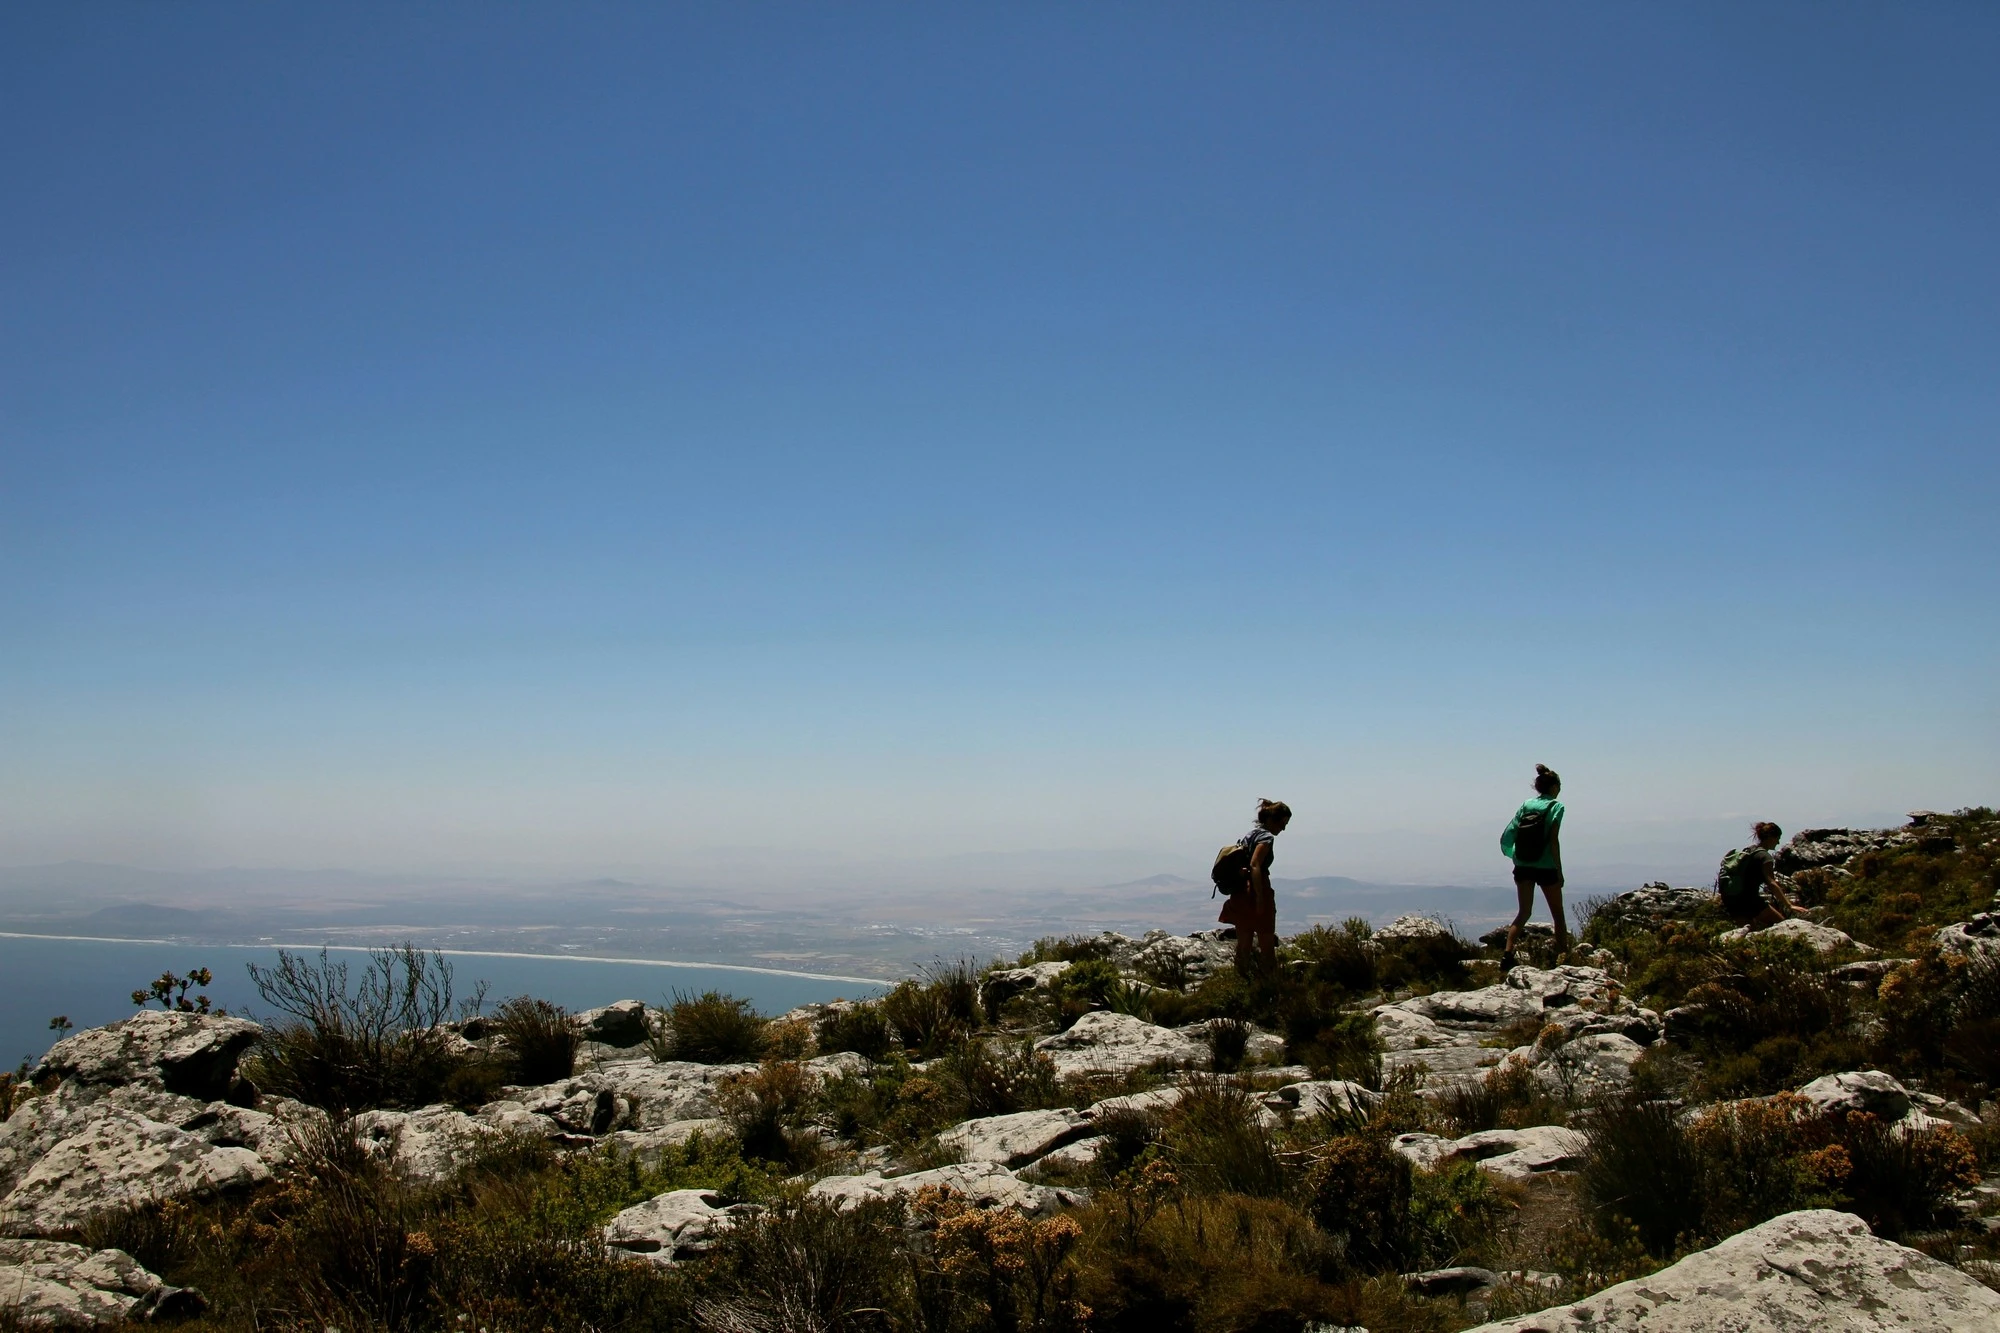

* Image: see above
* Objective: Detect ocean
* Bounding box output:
[0,934,886,1070]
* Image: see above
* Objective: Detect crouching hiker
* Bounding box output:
[1213,798,1290,975]
[1717,821,1800,929]
[1500,764,1571,967]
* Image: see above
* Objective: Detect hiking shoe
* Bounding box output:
[1500,951,1517,973]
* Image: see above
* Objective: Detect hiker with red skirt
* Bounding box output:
[1214,798,1291,975]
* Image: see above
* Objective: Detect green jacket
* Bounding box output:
[1501,797,1565,870]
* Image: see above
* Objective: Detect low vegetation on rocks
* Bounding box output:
[3,810,1998,1332]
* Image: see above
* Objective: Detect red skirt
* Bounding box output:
[1218,882,1276,936]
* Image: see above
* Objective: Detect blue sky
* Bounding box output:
[3,5,1996,887]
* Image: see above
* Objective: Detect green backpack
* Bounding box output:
[1716,848,1763,904]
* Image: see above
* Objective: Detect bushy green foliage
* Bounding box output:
[816,1000,896,1061]
[492,995,581,1084]
[1376,926,1479,992]
[652,990,768,1064]
[714,1058,822,1169]
[1021,933,1120,965]
[1158,1076,1287,1197]
[881,962,982,1057]
[1288,918,1380,994]
[244,945,462,1111]
[1817,808,1999,949]
[1581,1090,1980,1254]
[1877,947,2000,1097]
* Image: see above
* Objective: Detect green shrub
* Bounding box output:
[1158,1076,1286,1198]
[653,990,768,1064]
[1288,919,1380,995]
[1282,1006,1382,1085]
[1021,934,1119,965]
[816,1001,895,1061]
[939,1038,1063,1118]
[244,945,462,1111]
[1581,1090,1981,1255]
[694,1195,909,1332]
[1406,1158,1508,1270]
[492,996,581,1085]
[1205,1018,1249,1073]
[1818,808,1999,949]
[1376,926,1478,991]
[1301,1134,1412,1272]
[1074,1184,1349,1333]
[1877,947,2000,1098]
[715,1059,822,1169]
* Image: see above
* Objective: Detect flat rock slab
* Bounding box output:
[938,1109,1092,1168]
[808,1162,1084,1218]
[1465,1208,2000,1332]
[1033,1012,1207,1076]
[602,1188,748,1264]
[1391,1126,1587,1180]
[0,1239,203,1327]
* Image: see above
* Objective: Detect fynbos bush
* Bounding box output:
[653,991,769,1064]
[244,945,460,1111]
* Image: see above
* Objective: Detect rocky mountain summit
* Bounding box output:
[2,810,1997,1330]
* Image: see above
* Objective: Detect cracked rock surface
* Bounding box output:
[1465,1208,2000,1332]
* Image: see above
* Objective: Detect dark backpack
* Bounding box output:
[1211,841,1253,897]
[1512,802,1555,863]
[1716,848,1762,903]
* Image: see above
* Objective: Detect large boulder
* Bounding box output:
[351,1107,500,1183]
[0,1107,270,1236]
[0,1239,204,1326]
[36,1012,261,1103]
[601,1189,750,1264]
[1465,1208,2000,1331]
[1130,930,1236,984]
[808,1162,1083,1218]
[1377,915,1454,942]
[938,1109,1093,1169]
[1033,1012,1207,1076]
[1937,913,2000,961]
[1795,1071,1913,1122]
[576,1000,652,1048]
[1588,884,1715,932]
[1775,827,1910,875]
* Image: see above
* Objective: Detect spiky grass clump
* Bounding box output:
[653,991,769,1065]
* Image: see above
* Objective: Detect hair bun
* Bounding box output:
[1534,764,1553,776]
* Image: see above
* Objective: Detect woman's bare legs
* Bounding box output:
[1541,884,1571,954]
[1503,879,1536,955]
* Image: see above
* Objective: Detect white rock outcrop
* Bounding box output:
[1389,1125,1587,1181]
[1718,918,1868,955]
[602,1188,750,1264]
[808,1162,1084,1218]
[938,1109,1092,1168]
[1033,1012,1207,1076]
[0,1239,205,1326]
[1465,1208,2000,1331]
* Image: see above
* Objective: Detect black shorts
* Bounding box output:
[1513,865,1564,891]
[1721,894,1765,923]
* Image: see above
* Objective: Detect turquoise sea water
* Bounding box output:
[0,934,885,1070]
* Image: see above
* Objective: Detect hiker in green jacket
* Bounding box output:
[1499,764,1570,966]
[1716,821,1800,929]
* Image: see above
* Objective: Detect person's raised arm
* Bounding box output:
[1762,861,1798,916]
